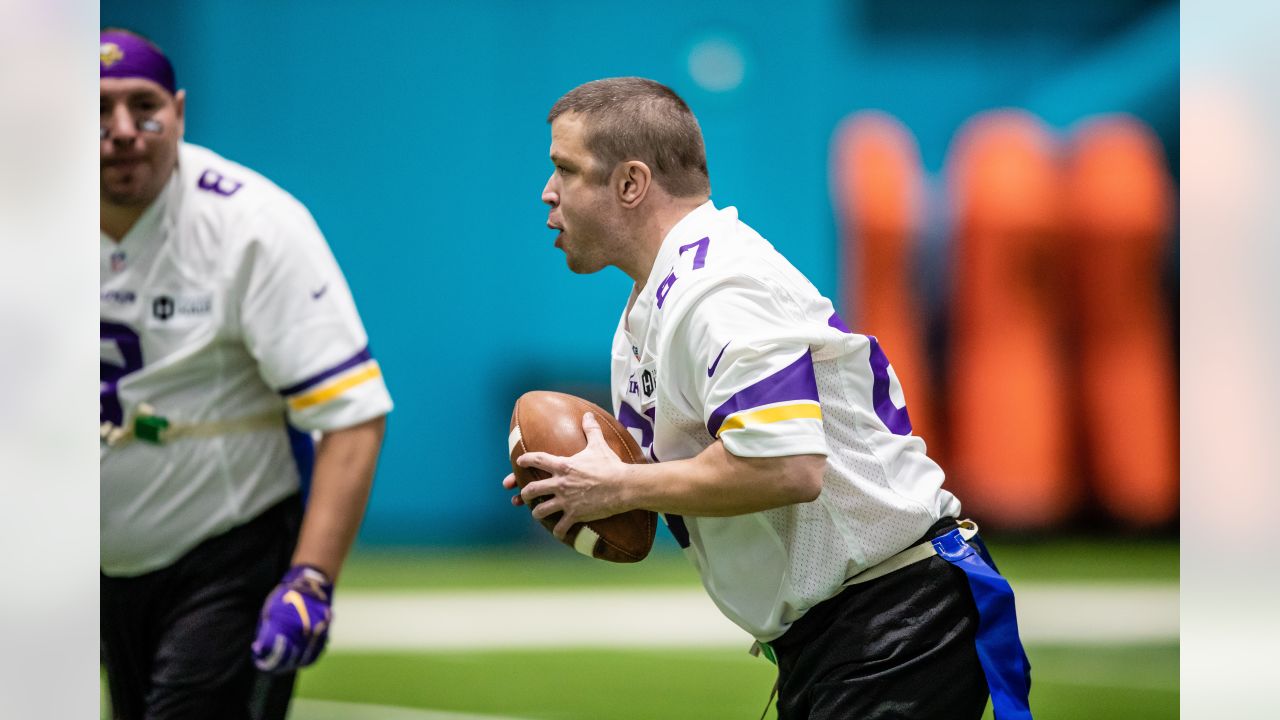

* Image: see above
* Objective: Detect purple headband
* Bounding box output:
[100,31,176,95]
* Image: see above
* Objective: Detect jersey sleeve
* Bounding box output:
[237,200,392,432]
[670,277,829,459]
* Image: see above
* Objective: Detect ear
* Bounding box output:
[615,160,652,209]
[174,89,186,138]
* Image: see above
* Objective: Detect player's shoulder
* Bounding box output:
[178,143,313,222]
[177,143,322,251]
[658,204,795,312]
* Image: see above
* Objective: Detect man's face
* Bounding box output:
[541,113,623,274]
[100,77,184,208]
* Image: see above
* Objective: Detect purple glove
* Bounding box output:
[252,564,334,673]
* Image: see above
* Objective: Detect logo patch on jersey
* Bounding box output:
[151,293,213,322]
[101,289,136,305]
[641,369,655,397]
[100,42,123,67]
[152,295,174,320]
[110,251,127,272]
[311,284,329,300]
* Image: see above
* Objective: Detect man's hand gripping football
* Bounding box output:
[503,411,632,539]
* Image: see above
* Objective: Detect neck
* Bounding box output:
[621,194,708,287]
[101,201,148,242]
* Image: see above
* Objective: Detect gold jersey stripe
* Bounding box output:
[717,402,822,436]
[287,362,382,411]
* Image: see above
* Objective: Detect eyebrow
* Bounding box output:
[100,88,167,104]
[549,153,575,168]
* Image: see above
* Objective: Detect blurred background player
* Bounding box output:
[505,77,1032,720]
[99,28,392,720]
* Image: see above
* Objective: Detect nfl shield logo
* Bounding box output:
[110,251,126,272]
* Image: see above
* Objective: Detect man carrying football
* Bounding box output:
[503,77,1032,719]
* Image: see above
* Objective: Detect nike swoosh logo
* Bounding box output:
[707,341,730,377]
[311,284,328,300]
[283,589,312,633]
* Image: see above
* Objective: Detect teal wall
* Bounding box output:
[102,0,1178,544]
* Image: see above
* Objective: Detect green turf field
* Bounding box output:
[296,643,1177,720]
[296,539,1177,719]
[104,538,1179,719]
[337,535,1179,591]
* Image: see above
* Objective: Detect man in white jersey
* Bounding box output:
[504,78,1033,719]
[100,29,392,720]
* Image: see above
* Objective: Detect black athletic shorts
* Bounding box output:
[769,517,990,720]
[101,494,302,720]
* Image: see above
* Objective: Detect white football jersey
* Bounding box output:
[100,142,393,577]
[610,201,961,641]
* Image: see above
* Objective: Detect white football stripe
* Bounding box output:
[572,526,600,558]
[506,426,522,455]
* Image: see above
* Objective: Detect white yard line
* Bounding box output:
[1014,583,1179,643]
[290,699,528,720]
[328,582,1177,651]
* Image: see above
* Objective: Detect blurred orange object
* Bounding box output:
[832,112,941,457]
[946,110,1077,529]
[1065,116,1177,528]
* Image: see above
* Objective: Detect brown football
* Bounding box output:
[508,391,656,563]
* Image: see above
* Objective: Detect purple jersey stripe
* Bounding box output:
[644,408,661,461]
[828,314,914,435]
[868,337,913,435]
[278,346,373,397]
[827,312,852,333]
[706,351,820,437]
[617,402,654,450]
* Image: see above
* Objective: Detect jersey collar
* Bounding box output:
[99,164,183,252]
[624,199,720,345]
[640,199,719,295]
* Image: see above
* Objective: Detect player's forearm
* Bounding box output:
[291,414,386,580]
[623,441,824,517]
